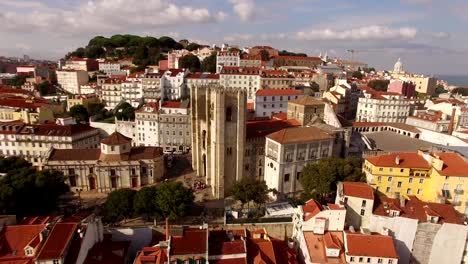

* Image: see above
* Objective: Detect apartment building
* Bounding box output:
[287,96,326,126]
[260,70,294,89]
[216,51,240,73]
[0,121,100,166]
[43,132,165,193]
[0,97,55,124]
[335,182,374,229]
[254,89,302,117]
[161,69,189,100]
[67,94,100,112]
[98,61,128,76]
[264,127,334,197]
[356,88,411,123]
[364,150,468,214]
[141,72,164,103]
[239,54,262,68]
[56,70,89,94]
[219,66,261,102]
[101,78,123,110]
[273,55,323,69]
[186,73,220,90]
[405,110,451,132]
[62,57,98,71]
[343,232,398,264]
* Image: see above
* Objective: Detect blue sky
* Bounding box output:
[0,0,467,75]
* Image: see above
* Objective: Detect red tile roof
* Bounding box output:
[303,231,345,264]
[134,246,167,264]
[0,224,46,259]
[271,112,287,120]
[170,228,208,256]
[161,101,181,108]
[211,258,247,264]
[247,102,254,110]
[366,152,431,169]
[266,127,333,144]
[342,182,374,200]
[166,69,186,77]
[345,233,398,258]
[246,119,299,139]
[101,132,132,145]
[37,223,78,260]
[256,89,302,96]
[209,230,247,256]
[302,200,323,221]
[434,152,468,177]
[324,232,342,250]
[186,73,220,79]
[0,98,49,109]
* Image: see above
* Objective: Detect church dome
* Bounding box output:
[394,58,403,73]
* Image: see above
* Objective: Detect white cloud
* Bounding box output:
[228,0,256,22]
[430,31,450,39]
[296,26,418,41]
[0,0,225,36]
[224,33,254,42]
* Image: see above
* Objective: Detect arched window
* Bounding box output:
[226,107,232,122]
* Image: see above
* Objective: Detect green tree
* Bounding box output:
[115,102,135,120]
[85,45,105,58]
[179,54,201,72]
[133,45,149,67]
[105,189,137,222]
[202,52,217,73]
[0,156,31,173]
[352,71,363,80]
[88,36,112,47]
[36,81,53,96]
[69,105,90,123]
[155,181,194,220]
[367,80,390,91]
[232,177,274,210]
[186,43,201,51]
[110,34,130,47]
[452,87,468,96]
[299,157,366,202]
[259,49,270,61]
[10,75,26,87]
[0,157,68,216]
[159,36,178,49]
[435,84,447,95]
[134,186,160,220]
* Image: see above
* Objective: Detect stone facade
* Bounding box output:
[191,85,246,199]
[43,132,165,193]
[287,96,326,126]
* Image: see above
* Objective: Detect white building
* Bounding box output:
[121,79,143,108]
[56,70,89,94]
[220,67,261,102]
[99,61,128,76]
[264,127,334,197]
[335,182,374,229]
[161,69,189,100]
[216,51,240,73]
[260,70,294,90]
[357,88,411,123]
[135,100,191,153]
[343,231,399,264]
[0,121,100,167]
[101,78,123,110]
[254,89,302,117]
[142,72,164,103]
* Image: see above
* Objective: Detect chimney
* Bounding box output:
[399,197,406,208]
[395,155,400,165]
[165,218,170,241]
[447,107,456,135]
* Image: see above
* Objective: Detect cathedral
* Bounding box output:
[191,84,246,199]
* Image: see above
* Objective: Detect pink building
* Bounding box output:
[388,79,415,98]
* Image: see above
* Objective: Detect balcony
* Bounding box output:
[454,189,464,195]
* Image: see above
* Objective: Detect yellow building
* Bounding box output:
[364,150,468,214]
[67,94,100,112]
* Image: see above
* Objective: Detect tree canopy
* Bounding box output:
[155,181,194,220]
[115,102,135,120]
[299,157,366,202]
[105,189,137,221]
[10,75,26,87]
[36,81,54,96]
[202,52,217,73]
[278,50,307,57]
[186,43,202,51]
[352,71,363,80]
[367,79,389,91]
[179,54,201,72]
[452,87,468,96]
[134,186,159,220]
[231,177,274,208]
[69,104,90,123]
[0,157,69,216]
[434,84,448,95]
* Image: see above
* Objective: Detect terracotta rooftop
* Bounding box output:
[0,224,46,259]
[246,119,299,139]
[48,147,163,162]
[266,126,333,144]
[209,230,247,256]
[366,152,431,169]
[344,232,398,259]
[288,95,324,106]
[37,223,77,260]
[166,69,186,77]
[134,246,167,264]
[256,89,302,96]
[303,231,345,264]
[434,152,468,177]
[302,199,323,221]
[170,228,208,256]
[342,182,374,200]
[186,73,220,79]
[101,132,132,145]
